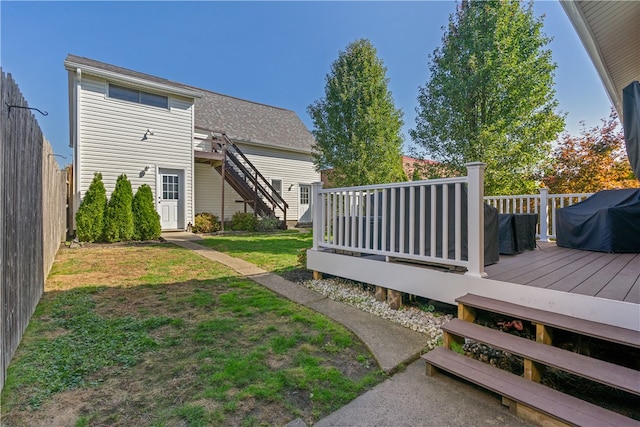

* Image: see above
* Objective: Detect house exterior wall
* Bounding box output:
[193,143,320,223]
[72,74,194,230]
[237,143,319,222]
[194,162,253,219]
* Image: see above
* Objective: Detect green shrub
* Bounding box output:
[257,215,283,231]
[193,212,221,233]
[75,173,108,242]
[132,184,161,240]
[231,212,257,231]
[103,174,134,242]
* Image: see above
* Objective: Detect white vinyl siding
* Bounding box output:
[236,143,320,221]
[75,75,194,229]
[193,144,319,223]
[194,163,253,220]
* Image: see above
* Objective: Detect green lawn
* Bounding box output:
[1,243,382,427]
[197,229,313,273]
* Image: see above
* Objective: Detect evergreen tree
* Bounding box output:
[103,174,134,242]
[75,172,107,242]
[132,184,161,240]
[308,39,406,187]
[410,0,565,195]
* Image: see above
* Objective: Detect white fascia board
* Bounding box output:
[560,0,622,120]
[63,60,202,100]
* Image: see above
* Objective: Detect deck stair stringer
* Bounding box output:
[423,293,640,427]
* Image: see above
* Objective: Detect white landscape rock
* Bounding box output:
[300,278,453,351]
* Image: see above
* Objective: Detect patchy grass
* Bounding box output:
[1,243,383,426]
[197,230,312,273]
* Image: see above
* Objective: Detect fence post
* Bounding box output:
[539,187,549,242]
[311,182,323,250]
[465,162,487,278]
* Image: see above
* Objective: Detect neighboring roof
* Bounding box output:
[561,1,640,123]
[64,54,316,153]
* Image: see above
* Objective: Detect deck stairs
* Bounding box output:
[423,293,640,427]
[212,133,288,222]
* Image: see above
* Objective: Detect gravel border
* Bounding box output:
[300,278,453,351]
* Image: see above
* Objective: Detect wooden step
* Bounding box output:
[423,347,640,427]
[456,294,640,348]
[442,318,640,395]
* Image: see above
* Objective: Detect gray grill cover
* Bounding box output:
[556,189,640,253]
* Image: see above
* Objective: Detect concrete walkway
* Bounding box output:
[162,231,531,427]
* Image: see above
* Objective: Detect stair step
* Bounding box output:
[456,294,640,348]
[443,318,640,395]
[423,347,640,427]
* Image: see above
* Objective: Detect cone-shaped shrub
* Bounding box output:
[132,184,161,240]
[103,174,134,242]
[75,172,107,242]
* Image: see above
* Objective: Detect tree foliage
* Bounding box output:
[132,184,161,240]
[308,39,406,187]
[103,174,134,242]
[75,173,107,242]
[410,0,565,195]
[542,109,639,193]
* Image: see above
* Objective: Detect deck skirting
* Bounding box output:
[307,249,639,331]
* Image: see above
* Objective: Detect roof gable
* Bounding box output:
[65,54,316,152]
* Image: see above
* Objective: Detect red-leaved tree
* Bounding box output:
[542,109,639,193]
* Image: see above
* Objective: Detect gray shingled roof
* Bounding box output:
[65,54,316,152]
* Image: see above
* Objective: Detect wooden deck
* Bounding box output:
[485,242,640,304]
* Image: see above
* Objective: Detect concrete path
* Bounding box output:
[162,231,531,427]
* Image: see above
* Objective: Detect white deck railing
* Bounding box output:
[485,189,593,240]
[311,163,487,277]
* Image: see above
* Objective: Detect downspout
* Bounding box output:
[220,141,226,232]
[72,68,82,234]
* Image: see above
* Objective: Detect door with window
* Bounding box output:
[298,184,311,222]
[160,173,179,229]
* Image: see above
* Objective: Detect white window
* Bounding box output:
[108,84,168,109]
[271,179,282,197]
[162,175,179,200]
[299,185,310,205]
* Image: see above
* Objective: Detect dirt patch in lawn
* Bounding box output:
[1,244,383,427]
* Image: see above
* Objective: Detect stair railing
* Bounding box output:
[215,133,288,222]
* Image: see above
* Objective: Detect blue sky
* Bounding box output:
[1,1,611,163]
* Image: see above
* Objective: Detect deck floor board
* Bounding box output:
[484,242,640,302]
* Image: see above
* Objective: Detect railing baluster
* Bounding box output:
[455,183,462,261]
[442,184,449,260]
[354,191,365,248]
[366,190,372,250]
[390,188,396,253]
[373,190,379,251]
[399,187,405,254]
[382,189,388,252]
[420,185,426,256]
[409,186,415,255]
[430,184,437,258]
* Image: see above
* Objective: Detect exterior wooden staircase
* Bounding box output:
[211,133,288,223]
[423,294,640,427]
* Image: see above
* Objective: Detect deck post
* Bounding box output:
[465,162,487,278]
[539,187,549,242]
[311,182,323,251]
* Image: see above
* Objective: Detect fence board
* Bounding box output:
[1,69,66,393]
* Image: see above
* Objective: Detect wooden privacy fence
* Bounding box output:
[1,69,67,393]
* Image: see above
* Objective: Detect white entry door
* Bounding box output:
[160,174,179,229]
[298,184,311,222]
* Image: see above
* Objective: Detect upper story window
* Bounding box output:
[108,84,168,109]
